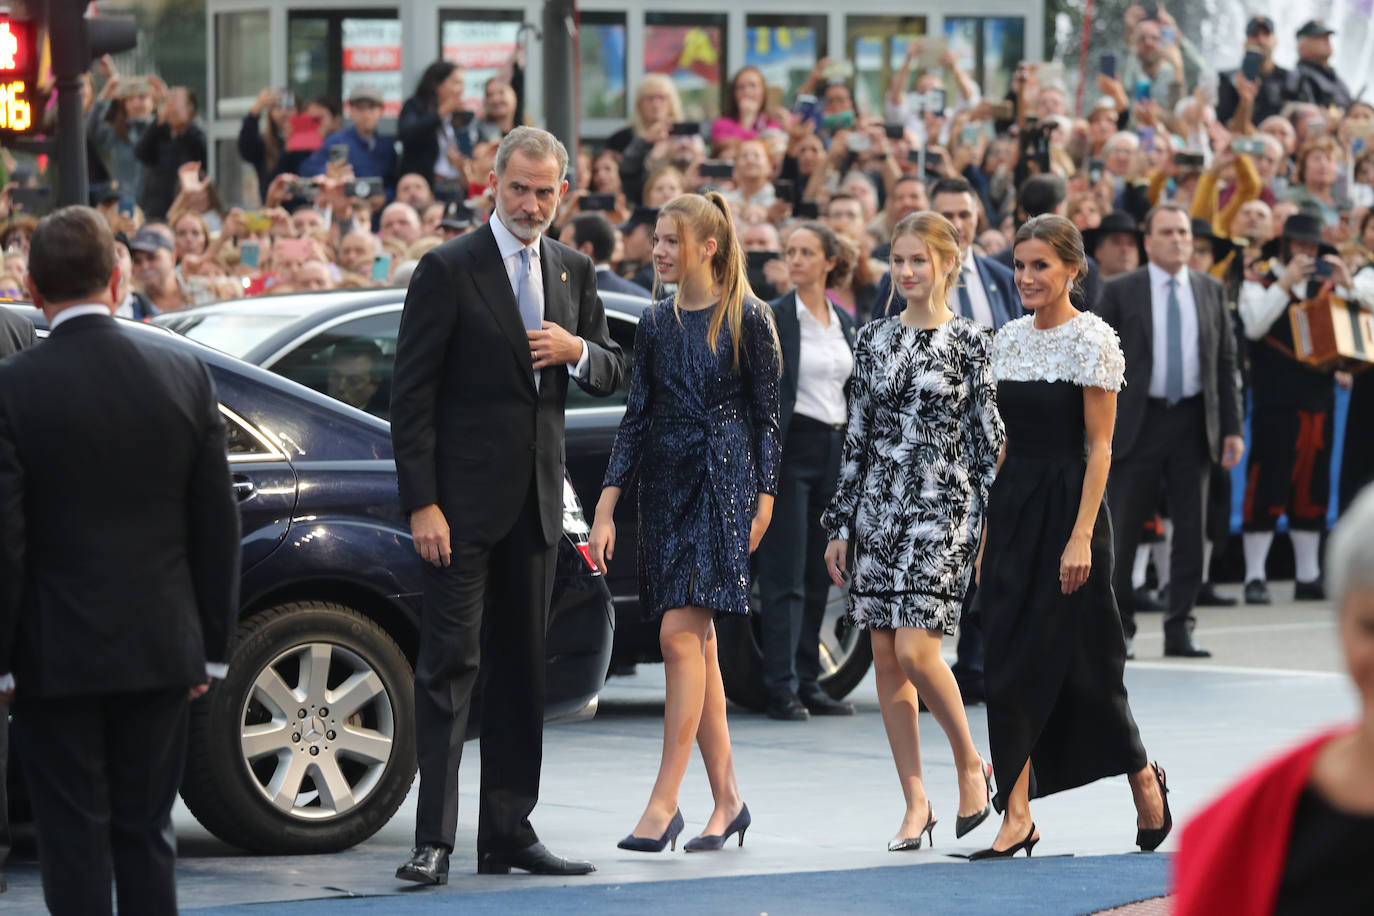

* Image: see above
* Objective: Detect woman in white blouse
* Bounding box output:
[756,222,859,721]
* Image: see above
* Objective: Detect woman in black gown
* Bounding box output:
[589,192,781,853]
[973,214,1170,859]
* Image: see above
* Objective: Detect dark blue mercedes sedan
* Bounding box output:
[1,305,613,857]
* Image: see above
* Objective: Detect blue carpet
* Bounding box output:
[185,853,1170,915]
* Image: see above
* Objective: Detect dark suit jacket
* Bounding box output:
[0,308,35,355]
[993,244,1104,312]
[1095,266,1243,463]
[0,314,240,697]
[394,97,475,187]
[770,292,857,442]
[596,266,652,298]
[391,222,624,546]
[875,253,1021,328]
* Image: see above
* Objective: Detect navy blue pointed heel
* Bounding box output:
[618,809,685,852]
[683,803,750,852]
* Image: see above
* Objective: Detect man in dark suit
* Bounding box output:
[0,206,240,914]
[0,306,34,896]
[1096,203,1245,659]
[559,212,653,297]
[391,127,623,885]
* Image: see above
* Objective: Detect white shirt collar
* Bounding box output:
[594,263,612,273]
[963,249,977,270]
[1147,261,1189,287]
[490,213,540,263]
[49,304,113,331]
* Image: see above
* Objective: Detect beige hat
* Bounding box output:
[347,85,384,107]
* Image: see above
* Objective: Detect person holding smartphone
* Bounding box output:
[237,88,311,198]
[301,86,397,200]
[134,85,207,219]
[1216,16,1288,129]
[823,213,1001,851]
[87,60,159,208]
[710,67,783,152]
[396,62,472,188]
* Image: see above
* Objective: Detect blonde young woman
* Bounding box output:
[589,192,781,853]
[822,212,1002,851]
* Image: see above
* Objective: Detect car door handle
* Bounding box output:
[232,476,256,501]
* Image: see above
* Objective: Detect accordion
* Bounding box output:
[1288,295,1374,371]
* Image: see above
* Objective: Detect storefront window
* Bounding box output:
[342,18,403,118]
[744,16,826,103]
[943,17,1025,103]
[286,10,399,116]
[644,13,728,122]
[580,12,627,120]
[440,11,524,113]
[846,16,926,118]
[216,10,271,119]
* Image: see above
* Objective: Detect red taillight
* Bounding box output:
[576,543,600,574]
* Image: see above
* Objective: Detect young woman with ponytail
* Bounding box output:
[821,211,1004,852]
[589,191,782,853]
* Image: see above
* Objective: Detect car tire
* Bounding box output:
[716,591,873,712]
[180,601,416,854]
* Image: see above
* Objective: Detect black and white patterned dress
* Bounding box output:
[821,315,1004,631]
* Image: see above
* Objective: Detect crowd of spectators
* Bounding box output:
[0,11,1370,371]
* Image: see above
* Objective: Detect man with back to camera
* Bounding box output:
[1096,203,1245,660]
[390,126,623,886]
[0,206,240,914]
[559,212,653,297]
[0,303,35,896]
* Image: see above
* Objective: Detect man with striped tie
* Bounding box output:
[1096,203,1246,660]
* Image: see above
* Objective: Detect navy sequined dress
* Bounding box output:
[603,297,782,617]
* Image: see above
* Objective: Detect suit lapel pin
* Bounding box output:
[561,271,567,283]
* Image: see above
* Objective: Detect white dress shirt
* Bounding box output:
[489,214,590,381]
[0,301,228,692]
[1147,262,1202,399]
[793,294,853,427]
[955,250,995,329]
[1238,260,1374,342]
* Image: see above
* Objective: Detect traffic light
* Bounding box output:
[0,14,40,135]
[48,2,138,76]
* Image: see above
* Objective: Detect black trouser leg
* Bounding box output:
[756,448,808,699]
[1161,403,1209,642]
[0,707,9,888]
[15,696,115,916]
[106,689,188,916]
[796,425,843,692]
[1108,459,1162,641]
[477,484,555,857]
[413,540,488,850]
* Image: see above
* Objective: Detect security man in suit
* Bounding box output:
[1096,203,1246,659]
[0,206,240,915]
[391,127,623,886]
[559,212,654,298]
[0,305,34,896]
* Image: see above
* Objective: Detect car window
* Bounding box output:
[158,312,304,358]
[566,313,637,412]
[222,406,282,460]
[271,311,400,421]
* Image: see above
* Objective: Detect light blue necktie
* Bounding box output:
[516,247,540,332]
[1165,277,1184,405]
[956,281,975,321]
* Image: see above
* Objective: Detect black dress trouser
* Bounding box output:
[1108,397,1209,643]
[412,477,556,856]
[755,415,844,699]
[14,688,189,916]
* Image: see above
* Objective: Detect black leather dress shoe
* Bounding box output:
[799,688,856,716]
[1196,582,1237,607]
[396,845,450,885]
[479,842,595,875]
[1294,579,1326,601]
[1244,579,1272,605]
[1163,638,1212,658]
[766,692,810,721]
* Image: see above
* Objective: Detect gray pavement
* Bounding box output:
[2,587,1355,913]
